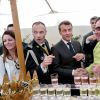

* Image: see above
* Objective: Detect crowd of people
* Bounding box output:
[0,16,100,92]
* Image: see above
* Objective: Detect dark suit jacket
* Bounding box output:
[51,40,83,84]
[24,39,52,84]
[82,31,97,67]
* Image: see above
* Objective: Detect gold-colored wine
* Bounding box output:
[80,88,87,96]
[40,88,47,96]
[63,87,71,96]
[48,87,55,95]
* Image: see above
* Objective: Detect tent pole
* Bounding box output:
[9,0,26,80]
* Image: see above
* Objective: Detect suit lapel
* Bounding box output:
[60,40,79,56]
[60,40,72,55]
[32,40,50,56]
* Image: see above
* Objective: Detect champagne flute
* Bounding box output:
[74,76,81,88]
[40,84,47,96]
[32,85,40,95]
[56,85,63,100]
[89,73,97,85]
[81,75,89,85]
[51,73,58,87]
[32,85,41,100]
[88,85,96,99]
[80,85,88,99]
[48,84,55,100]
[63,84,71,97]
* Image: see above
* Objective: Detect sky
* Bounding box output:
[0,0,100,36]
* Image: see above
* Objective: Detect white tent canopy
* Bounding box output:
[0,0,100,35]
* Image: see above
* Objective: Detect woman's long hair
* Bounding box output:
[2,30,17,62]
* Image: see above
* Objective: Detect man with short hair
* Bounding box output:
[82,16,98,67]
[7,24,14,31]
[51,20,85,84]
[51,20,85,96]
[24,21,54,84]
[7,24,27,47]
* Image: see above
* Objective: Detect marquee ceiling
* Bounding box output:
[0,0,100,34]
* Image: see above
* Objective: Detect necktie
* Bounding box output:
[67,42,75,55]
[42,44,49,55]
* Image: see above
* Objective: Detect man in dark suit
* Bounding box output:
[52,20,85,84]
[82,16,98,67]
[24,21,54,84]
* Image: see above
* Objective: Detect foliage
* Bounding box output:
[72,35,81,41]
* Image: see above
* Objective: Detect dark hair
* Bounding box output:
[2,30,17,62]
[7,24,13,29]
[32,21,46,28]
[58,20,72,32]
[90,16,98,22]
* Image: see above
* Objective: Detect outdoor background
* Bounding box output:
[0,0,98,44]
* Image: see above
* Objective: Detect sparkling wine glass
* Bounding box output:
[51,73,58,87]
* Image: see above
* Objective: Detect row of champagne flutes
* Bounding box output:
[32,84,71,100]
[31,84,100,100]
[74,74,100,100]
[31,72,100,100]
[80,84,100,100]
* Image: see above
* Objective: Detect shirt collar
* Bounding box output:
[62,39,71,44]
[93,31,95,34]
[39,43,45,47]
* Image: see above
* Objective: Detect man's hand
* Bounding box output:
[74,68,88,76]
[87,34,97,41]
[93,64,100,75]
[73,53,85,61]
[41,55,55,68]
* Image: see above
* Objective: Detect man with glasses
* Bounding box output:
[86,17,100,73]
[82,16,98,67]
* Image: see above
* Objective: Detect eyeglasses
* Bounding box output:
[95,27,100,31]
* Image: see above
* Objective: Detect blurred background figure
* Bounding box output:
[7,24,27,47]
[77,17,100,77]
[86,17,100,74]
[7,24,14,31]
[82,16,98,67]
